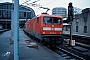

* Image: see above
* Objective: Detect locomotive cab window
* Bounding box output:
[43,17,52,24]
[53,18,62,24]
[43,16,62,24]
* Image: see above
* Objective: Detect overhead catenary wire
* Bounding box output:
[21,0,50,13]
[44,0,56,6]
[32,0,40,3]
[20,0,41,8]
[21,0,31,5]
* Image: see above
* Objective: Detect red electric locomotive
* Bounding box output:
[25,13,63,45]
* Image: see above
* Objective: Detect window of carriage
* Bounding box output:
[37,17,39,23]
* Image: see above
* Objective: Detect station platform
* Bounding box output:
[0,29,65,60]
[0,29,9,34]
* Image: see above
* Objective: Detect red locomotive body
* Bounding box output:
[25,14,63,44]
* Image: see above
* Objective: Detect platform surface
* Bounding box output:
[0,29,65,60]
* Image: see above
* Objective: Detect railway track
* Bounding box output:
[63,34,90,45]
[49,46,90,60]
[57,46,89,60]
[24,30,90,60]
[49,40,90,60]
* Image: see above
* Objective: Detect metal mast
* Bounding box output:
[14,0,20,60]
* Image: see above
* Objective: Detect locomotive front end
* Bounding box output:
[42,16,63,38]
[40,15,63,45]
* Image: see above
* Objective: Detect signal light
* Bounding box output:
[68,3,74,22]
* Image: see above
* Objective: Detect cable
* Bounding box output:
[21,0,41,7]
[44,0,56,6]
[20,0,50,14]
[32,0,40,3]
[21,0,31,5]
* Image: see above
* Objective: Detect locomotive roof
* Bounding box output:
[37,14,63,18]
